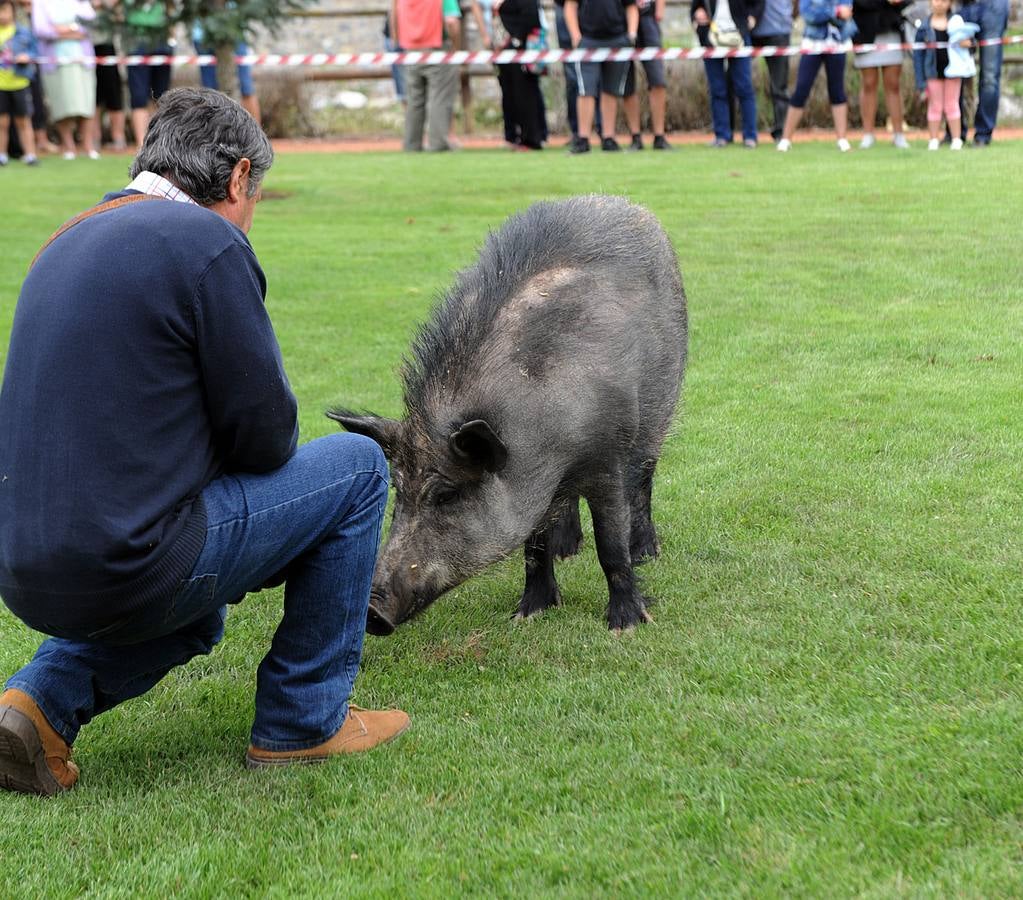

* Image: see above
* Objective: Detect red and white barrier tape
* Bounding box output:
[9,34,1023,67]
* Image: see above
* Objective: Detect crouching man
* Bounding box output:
[0,87,409,796]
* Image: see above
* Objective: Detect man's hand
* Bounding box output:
[693,7,710,25]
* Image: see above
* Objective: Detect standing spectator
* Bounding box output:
[560,0,639,153]
[553,0,601,142]
[751,0,792,142]
[852,0,911,148]
[958,0,1007,145]
[14,0,54,153]
[383,15,406,106]
[692,0,763,147]
[0,0,38,165]
[776,0,855,151]
[124,0,172,149]
[90,0,127,152]
[913,0,975,149]
[622,0,671,150]
[193,19,261,122]
[393,0,461,151]
[495,0,547,150]
[31,0,98,159]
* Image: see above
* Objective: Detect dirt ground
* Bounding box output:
[271,128,1022,153]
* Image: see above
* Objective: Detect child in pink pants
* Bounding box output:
[913,0,976,150]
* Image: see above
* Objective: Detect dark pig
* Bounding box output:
[330,195,687,633]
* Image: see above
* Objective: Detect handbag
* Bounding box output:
[524,25,548,75]
[709,21,743,48]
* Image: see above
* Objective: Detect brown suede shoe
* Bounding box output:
[245,705,410,769]
[0,689,80,796]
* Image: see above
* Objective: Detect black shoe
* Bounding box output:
[652,135,671,151]
[628,134,643,151]
[601,136,621,152]
[569,136,591,154]
[973,136,991,147]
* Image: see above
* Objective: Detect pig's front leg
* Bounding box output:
[514,523,561,619]
[589,484,654,632]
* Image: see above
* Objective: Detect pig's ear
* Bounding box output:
[326,408,401,457]
[448,419,508,474]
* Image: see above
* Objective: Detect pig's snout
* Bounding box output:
[366,592,397,636]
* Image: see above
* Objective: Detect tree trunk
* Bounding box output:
[215,40,241,101]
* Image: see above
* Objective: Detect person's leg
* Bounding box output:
[576,93,596,140]
[518,70,547,148]
[730,55,758,144]
[823,53,848,143]
[859,65,879,140]
[881,63,905,135]
[403,64,427,150]
[426,60,458,151]
[127,60,152,149]
[54,117,76,155]
[926,78,943,140]
[14,115,37,160]
[599,91,618,141]
[944,76,962,141]
[4,433,388,752]
[763,37,790,141]
[703,58,731,142]
[236,44,260,121]
[498,64,519,144]
[196,41,219,90]
[973,0,1008,142]
[623,64,641,139]
[0,110,9,158]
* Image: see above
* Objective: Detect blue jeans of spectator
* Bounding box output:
[962,0,1008,140]
[385,36,406,102]
[704,50,758,143]
[6,432,389,752]
[196,41,255,97]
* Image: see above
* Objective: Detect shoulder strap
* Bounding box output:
[29,194,166,272]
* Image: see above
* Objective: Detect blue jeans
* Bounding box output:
[962,0,1009,141]
[704,51,758,143]
[6,432,389,752]
[196,41,255,97]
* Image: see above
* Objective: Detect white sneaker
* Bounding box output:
[837,138,851,153]
[893,133,910,150]
[776,138,791,152]
[927,138,940,151]
[62,151,76,161]
[87,150,101,160]
[860,134,876,149]
[950,138,964,151]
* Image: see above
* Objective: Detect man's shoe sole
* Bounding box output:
[0,706,67,796]
[244,718,411,769]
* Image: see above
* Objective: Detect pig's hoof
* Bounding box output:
[606,597,654,631]
[514,586,561,619]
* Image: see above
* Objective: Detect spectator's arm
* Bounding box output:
[654,0,666,21]
[563,0,581,46]
[468,0,491,46]
[391,0,399,45]
[626,2,639,38]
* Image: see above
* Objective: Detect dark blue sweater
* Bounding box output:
[0,192,299,636]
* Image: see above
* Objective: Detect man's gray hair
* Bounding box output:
[130,87,274,206]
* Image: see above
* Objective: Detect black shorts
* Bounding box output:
[625,15,666,94]
[94,43,125,111]
[575,34,633,98]
[0,87,31,118]
[127,45,172,109]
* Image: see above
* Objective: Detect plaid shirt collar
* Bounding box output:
[124,171,199,206]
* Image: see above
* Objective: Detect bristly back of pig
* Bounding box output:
[401,194,684,422]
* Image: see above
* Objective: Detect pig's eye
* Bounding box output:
[434,488,459,507]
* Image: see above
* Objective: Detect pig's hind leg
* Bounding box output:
[548,497,583,559]
[628,463,660,563]
[515,523,562,619]
[588,484,654,631]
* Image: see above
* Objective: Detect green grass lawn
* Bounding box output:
[1,142,1022,897]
